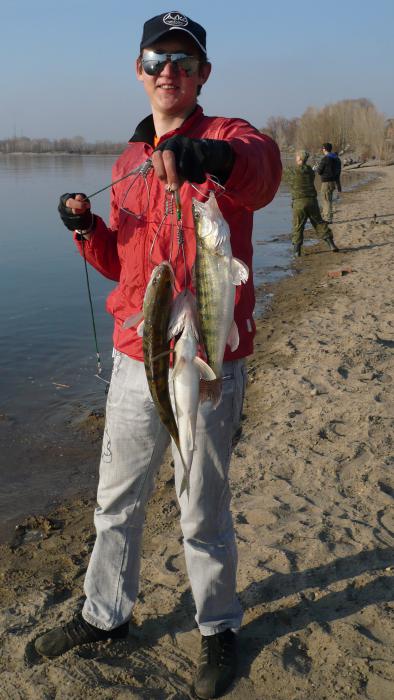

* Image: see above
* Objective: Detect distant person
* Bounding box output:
[290,150,339,256]
[316,142,342,222]
[33,9,282,699]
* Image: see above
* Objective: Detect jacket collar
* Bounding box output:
[128,105,203,145]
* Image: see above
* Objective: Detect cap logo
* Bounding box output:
[163,12,188,28]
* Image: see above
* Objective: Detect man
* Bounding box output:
[34,11,282,699]
[290,150,339,256]
[316,142,342,222]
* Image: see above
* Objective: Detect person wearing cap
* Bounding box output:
[316,142,342,223]
[289,150,339,256]
[34,10,282,699]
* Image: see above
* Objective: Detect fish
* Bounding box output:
[168,290,216,495]
[142,262,181,458]
[193,192,249,403]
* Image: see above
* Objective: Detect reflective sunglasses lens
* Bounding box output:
[142,53,199,77]
[142,56,166,76]
[173,56,199,76]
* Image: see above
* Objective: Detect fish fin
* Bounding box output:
[168,290,199,340]
[168,293,187,339]
[194,356,216,381]
[123,310,144,329]
[227,320,239,352]
[179,472,190,498]
[178,449,191,498]
[231,258,249,285]
[172,355,186,380]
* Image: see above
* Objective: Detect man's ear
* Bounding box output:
[136,57,144,82]
[198,61,212,88]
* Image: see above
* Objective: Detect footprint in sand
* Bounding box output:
[282,635,312,674]
[337,366,349,379]
[164,554,181,573]
[236,512,249,525]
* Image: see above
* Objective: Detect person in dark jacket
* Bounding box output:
[316,142,342,222]
[290,150,339,256]
[33,10,282,699]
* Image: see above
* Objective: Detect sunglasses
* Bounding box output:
[141,51,200,77]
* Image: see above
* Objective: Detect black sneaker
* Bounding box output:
[34,611,129,658]
[193,629,237,699]
[325,238,339,252]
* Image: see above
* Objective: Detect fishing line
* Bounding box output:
[81,238,102,376]
[78,162,223,382]
[174,190,188,291]
[85,158,152,201]
[78,157,152,384]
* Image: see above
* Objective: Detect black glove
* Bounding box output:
[58,193,94,231]
[155,136,234,184]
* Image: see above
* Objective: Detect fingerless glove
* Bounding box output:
[155,136,234,184]
[58,193,94,232]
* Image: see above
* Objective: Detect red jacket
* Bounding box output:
[75,106,282,362]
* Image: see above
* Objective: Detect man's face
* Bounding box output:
[136,33,211,117]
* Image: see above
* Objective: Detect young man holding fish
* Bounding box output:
[35,10,282,699]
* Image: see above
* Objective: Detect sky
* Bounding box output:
[1,0,393,141]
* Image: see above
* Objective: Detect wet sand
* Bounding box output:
[0,166,393,699]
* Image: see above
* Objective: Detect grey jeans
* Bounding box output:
[83,352,247,635]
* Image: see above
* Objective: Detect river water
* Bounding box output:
[0,155,370,540]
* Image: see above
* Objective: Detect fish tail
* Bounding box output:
[179,470,190,499]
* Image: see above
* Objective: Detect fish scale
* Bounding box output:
[195,241,237,377]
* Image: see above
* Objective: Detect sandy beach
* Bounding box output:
[0,165,393,699]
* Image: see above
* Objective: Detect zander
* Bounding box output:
[193,192,249,404]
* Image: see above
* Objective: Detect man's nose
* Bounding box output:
[160,59,178,77]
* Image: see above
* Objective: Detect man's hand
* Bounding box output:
[58,193,94,232]
[152,136,234,190]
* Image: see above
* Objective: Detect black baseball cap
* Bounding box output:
[140,11,207,55]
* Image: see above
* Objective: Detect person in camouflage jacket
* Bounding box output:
[288,150,339,256]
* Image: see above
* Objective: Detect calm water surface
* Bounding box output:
[0,155,370,537]
[0,155,292,425]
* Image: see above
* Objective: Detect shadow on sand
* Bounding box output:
[138,547,394,668]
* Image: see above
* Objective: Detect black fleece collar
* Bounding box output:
[128,114,156,145]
